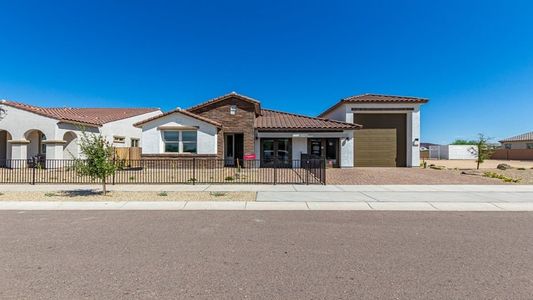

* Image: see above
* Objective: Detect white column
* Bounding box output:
[7,140,29,168]
[44,141,66,168]
[409,109,421,167]
[340,132,354,168]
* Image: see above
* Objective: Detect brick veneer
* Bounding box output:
[189,96,257,159]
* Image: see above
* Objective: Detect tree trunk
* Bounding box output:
[102,177,107,195]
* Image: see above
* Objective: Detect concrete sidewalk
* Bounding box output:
[1,184,532,211]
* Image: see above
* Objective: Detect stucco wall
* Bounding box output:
[501,141,533,150]
[140,112,218,155]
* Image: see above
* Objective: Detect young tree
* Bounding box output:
[473,134,493,170]
[75,132,116,195]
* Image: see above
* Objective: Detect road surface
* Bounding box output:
[1,211,532,299]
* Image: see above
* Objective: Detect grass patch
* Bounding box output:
[483,172,521,183]
[157,191,168,197]
[224,176,234,181]
[209,192,227,197]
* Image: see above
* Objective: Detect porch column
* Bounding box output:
[340,135,354,168]
[43,140,66,168]
[7,140,29,168]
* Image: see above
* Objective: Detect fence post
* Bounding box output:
[305,160,309,185]
[192,158,196,185]
[322,159,326,185]
[31,157,36,185]
[112,156,116,185]
[273,157,277,185]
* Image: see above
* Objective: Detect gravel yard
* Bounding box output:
[326,167,526,185]
[0,191,256,201]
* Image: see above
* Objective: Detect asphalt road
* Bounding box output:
[0,211,532,299]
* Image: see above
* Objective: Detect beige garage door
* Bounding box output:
[354,129,397,167]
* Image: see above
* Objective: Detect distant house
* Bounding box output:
[499,132,533,150]
[0,99,161,164]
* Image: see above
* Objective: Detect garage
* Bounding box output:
[354,113,407,167]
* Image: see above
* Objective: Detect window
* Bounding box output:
[40,133,47,154]
[163,131,197,154]
[504,144,512,150]
[131,138,140,147]
[230,105,237,115]
[527,143,533,149]
[113,136,125,144]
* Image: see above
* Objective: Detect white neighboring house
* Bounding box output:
[0,99,161,165]
[318,94,428,167]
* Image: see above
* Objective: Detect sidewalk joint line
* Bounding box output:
[427,202,439,210]
[360,192,380,202]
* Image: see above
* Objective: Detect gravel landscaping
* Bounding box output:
[326,168,521,185]
[0,191,256,201]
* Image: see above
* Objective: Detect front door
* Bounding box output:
[260,138,292,167]
[308,138,339,167]
[224,133,244,166]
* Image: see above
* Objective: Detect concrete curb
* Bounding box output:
[1,201,533,211]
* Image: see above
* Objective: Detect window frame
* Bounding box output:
[162,130,197,154]
[113,136,126,144]
[527,143,533,150]
[131,138,140,147]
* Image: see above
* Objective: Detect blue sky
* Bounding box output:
[1,0,532,144]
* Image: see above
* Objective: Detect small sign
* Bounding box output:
[244,154,256,160]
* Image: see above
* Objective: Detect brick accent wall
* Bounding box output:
[190,96,257,159]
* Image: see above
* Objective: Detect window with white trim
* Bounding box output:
[131,138,140,147]
[163,131,197,153]
[527,143,533,149]
[113,136,125,144]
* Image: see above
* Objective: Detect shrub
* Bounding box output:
[483,172,520,183]
[157,191,168,197]
[225,176,234,181]
[210,192,227,197]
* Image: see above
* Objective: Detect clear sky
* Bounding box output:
[1,0,532,144]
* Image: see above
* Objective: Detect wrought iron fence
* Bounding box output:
[0,158,326,185]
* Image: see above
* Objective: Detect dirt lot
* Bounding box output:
[327,167,533,185]
[425,159,533,169]
[0,191,256,201]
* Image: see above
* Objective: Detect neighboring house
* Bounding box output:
[0,99,161,163]
[134,92,360,167]
[499,131,533,150]
[318,94,428,167]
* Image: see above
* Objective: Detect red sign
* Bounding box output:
[244,153,256,160]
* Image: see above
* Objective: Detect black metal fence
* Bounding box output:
[0,158,326,185]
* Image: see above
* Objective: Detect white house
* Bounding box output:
[0,99,161,166]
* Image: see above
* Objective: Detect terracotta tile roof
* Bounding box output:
[500,131,533,143]
[134,108,222,128]
[187,92,261,114]
[1,99,159,127]
[318,93,428,117]
[255,109,361,131]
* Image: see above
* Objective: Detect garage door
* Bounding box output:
[354,129,397,167]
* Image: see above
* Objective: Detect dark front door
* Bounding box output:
[260,138,292,167]
[225,133,244,166]
[307,138,339,167]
